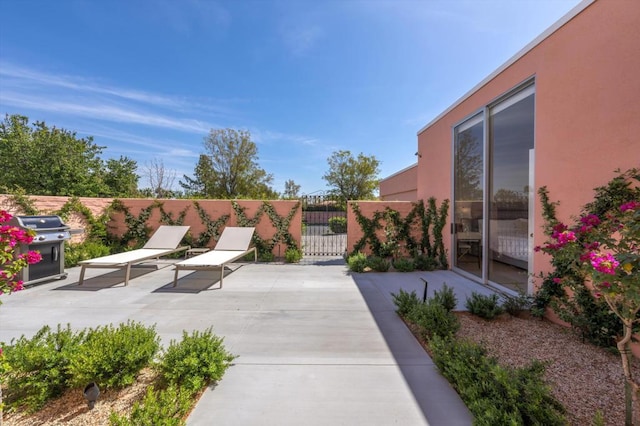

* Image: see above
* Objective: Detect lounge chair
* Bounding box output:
[78,225,190,286]
[173,226,256,288]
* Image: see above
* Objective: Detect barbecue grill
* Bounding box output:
[9,215,73,285]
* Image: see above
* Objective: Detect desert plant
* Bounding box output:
[67,321,160,389]
[414,254,438,271]
[347,252,368,272]
[502,292,534,317]
[158,328,236,394]
[465,292,504,320]
[284,248,303,263]
[408,299,460,340]
[109,385,192,426]
[391,289,421,317]
[328,216,347,234]
[1,325,84,413]
[367,255,390,272]
[392,257,415,272]
[432,283,458,312]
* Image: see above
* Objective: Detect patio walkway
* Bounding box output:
[0,257,498,425]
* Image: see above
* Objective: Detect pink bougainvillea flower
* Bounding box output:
[589,252,619,275]
[620,201,640,212]
[21,250,42,264]
[552,277,562,284]
[580,214,601,227]
[534,246,542,252]
[594,292,602,299]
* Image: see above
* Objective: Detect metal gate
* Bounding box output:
[301,194,347,256]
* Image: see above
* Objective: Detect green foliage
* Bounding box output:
[407,299,460,340]
[259,251,275,262]
[391,289,421,317]
[0,114,138,197]
[1,325,84,413]
[328,216,347,234]
[66,321,160,389]
[366,255,390,272]
[430,336,566,426]
[347,251,368,272]
[414,254,438,271]
[285,247,303,263]
[109,385,192,426]
[180,128,277,199]
[502,292,534,317]
[64,241,111,267]
[432,283,458,312]
[322,150,381,206]
[4,188,38,215]
[464,292,504,320]
[158,328,236,394]
[392,257,415,272]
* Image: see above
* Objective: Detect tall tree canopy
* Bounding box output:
[180,128,277,199]
[323,150,380,204]
[283,179,301,199]
[0,114,139,197]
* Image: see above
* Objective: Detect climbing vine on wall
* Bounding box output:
[55,196,110,241]
[193,201,230,248]
[110,199,162,247]
[350,198,449,269]
[5,189,38,215]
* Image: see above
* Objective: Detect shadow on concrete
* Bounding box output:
[153,269,233,293]
[350,271,476,426]
[299,256,346,266]
[54,266,161,291]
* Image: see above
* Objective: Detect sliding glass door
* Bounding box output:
[452,83,535,293]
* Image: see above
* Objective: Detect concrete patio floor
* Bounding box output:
[0,257,498,425]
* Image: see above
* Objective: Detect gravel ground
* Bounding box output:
[456,312,639,426]
[3,313,638,425]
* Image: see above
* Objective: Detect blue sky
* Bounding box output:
[0,0,581,196]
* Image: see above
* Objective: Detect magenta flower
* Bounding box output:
[20,250,42,264]
[599,281,611,288]
[589,252,619,275]
[552,277,562,284]
[580,214,601,227]
[620,201,640,212]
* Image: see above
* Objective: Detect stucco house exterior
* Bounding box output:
[379,0,640,294]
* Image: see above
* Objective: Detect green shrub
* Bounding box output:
[366,256,390,272]
[392,257,415,272]
[502,292,534,317]
[391,289,421,317]
[465,292,504,320]
[258,251,275,262]
[347,252,368,272]
[1,325,84,413]
[407,299,460,340]
[109,385,192,426]
[64,241,111,268]
[284,248,303,263]
[158,328,236,394]
[432,283,458,312]
[328,216,347,234]
[414,254,438,271]
[67,321,160,389]
[429,336,565,426]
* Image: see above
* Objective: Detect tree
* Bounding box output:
[322,150,380,204]
[283,179,301,199]
[0,114,108,196]
[142,158,176,198]
[180,128,276,199]
[103,156,139,197]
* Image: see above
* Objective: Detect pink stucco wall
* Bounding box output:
[379,164,418,201]
[415,0,640,278]
[0,195,302,253]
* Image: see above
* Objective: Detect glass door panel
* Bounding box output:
[487,87,535,292]
[453,115,483,277]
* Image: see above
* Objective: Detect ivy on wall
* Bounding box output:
[110,199,162,248]
[5,189,38,215]
[55,196,110,241]
[350,198,449,268]
[192,201,230,248]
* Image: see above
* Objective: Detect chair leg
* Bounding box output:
[124,264,131,286]
[79,265,86,285]
[173,268,179,287]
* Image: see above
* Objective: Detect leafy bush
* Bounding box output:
[1,325,84,413]
[392,257,415,272]
[366,256,390,272]
[430,336,565,426]
[465,292,504,320]
[284,248,303,263]
[414,254,438,271]
[347,252,368,272]
[64,241,111,268]
[67,321,160,389]
[328,216,347,234]
[432,283,458,312]
[258,251,275,262]
[502,292,534,317]
[158,328,236,394]
[391,289,421,317]
[407,299,460,340]
[109,385,192,426]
